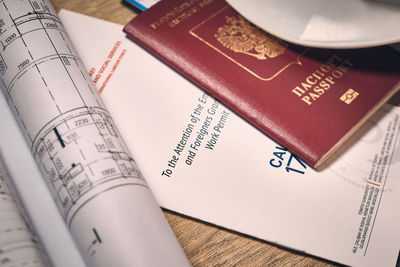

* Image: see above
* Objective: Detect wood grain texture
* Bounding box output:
[51,0,339,266]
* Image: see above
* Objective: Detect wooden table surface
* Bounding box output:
[50,0,339,266]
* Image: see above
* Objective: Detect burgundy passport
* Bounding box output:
[124,0,400,168]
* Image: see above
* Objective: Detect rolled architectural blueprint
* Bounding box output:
[0,92,86,267]
[0,1,190,266]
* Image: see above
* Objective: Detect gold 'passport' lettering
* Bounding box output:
[291,54,354,105]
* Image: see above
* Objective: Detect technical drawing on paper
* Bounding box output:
[0,160,50,267]
[0,0,146,226]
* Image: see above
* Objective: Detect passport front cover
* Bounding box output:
[124,0,400,167]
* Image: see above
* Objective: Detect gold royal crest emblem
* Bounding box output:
[215,16,287,60]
